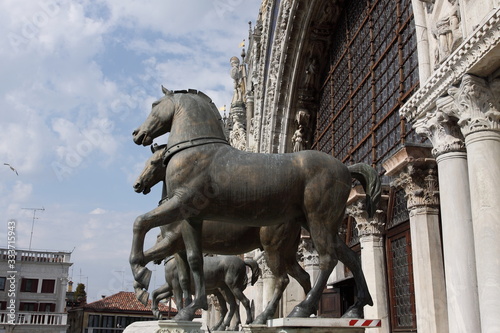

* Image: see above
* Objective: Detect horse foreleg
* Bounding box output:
[174,251,192,307]
[254,273,289,324]
[130,197,185,292]
[174,219,206,321]
[335,234,373,318]
[151,283,173,320]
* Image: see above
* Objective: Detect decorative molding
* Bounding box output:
[400,7,500,121]
[392,164,440,211]
[414,96,466,157]
[447,74,500,136]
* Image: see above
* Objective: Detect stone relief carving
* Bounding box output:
[419,0,435,14]
[447,74,500,136]
[431,0,462,67]
[400,8,500,121]
[414,96,466,157]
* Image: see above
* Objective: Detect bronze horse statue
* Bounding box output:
[152,255,260,331]
[133,143,311,324]
[131,88,381,321]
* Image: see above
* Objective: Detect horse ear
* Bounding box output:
[162,86,173,95]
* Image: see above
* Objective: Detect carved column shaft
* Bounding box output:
[447,74,500,333]
[347,201,389,333]
[387,151,448,333]
[414,96,480,333]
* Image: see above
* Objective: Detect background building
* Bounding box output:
[225,1,500,333]
[0,247,72,333]
[67,291,178,333]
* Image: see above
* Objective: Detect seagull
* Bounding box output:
[4,163,18,175]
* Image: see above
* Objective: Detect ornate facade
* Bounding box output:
[226,1,499,333]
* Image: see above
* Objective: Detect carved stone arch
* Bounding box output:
[272,0,344,154]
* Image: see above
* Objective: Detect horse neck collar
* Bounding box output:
[163,136,229,166]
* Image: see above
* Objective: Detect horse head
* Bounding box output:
[133,143,167,194]
[133,87,226,148]
[133,86,175,146]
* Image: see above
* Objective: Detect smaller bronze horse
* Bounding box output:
[133,143,311,324]
[152,255,260,331]
[131,88,381,321]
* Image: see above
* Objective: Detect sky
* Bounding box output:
[0,0,261,302]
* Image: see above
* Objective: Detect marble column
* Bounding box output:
[446,74,500,333]
[346,200,389,333]
[385,147,448,333]
[414,97,481,333]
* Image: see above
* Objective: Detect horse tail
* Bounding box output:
[244,259,261,286]
[348,163,382,218]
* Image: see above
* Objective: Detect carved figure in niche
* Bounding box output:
[303,55,318,91]
[292,125,307,152]
[432,0,462,66]
[230,56,244,105]
[292,109,311,152]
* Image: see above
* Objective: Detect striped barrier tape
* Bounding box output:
[349,319,382,327]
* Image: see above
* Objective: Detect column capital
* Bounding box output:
[447,74,500,136]
[392,163,440,211]
[298,237,319,268]
[346,201,386,237]
[414,96,466,157]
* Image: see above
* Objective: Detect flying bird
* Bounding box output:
[4,163,18,175]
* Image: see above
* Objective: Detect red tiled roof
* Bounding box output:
[82,291,177,314]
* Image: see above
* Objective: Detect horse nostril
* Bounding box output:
[133,129,138,136]
[133,182,141,190]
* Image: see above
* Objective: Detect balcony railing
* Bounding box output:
[0,248,71,263]
[0,311,67,326]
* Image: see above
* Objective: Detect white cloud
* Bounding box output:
[90,208,107,215]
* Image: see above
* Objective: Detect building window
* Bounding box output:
[313,0,424,173]
[0,301,6,310]
[88,314,100,327]
[102,315,115,328]
[0,277,5,291]
[39,303,56,312]
[20,278,38,293]
[19,302,38,312]
[41,279,56,293]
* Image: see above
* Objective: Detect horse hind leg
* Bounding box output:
[151,283,173,320]
[289,208,344,317]
[334,234,373,318]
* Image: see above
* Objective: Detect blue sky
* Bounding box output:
[0,0,261,302]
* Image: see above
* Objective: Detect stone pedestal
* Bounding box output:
[242,318,380,333]
[123,320,202,333]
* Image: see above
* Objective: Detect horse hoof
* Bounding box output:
[288,305,314,318]
[136,267,152,290]
[135,289,150,306]
[253,314,267,325]
[173,307,195,321]
[152,309,162,320]
[342,306,363,318]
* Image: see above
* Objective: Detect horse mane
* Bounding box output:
[168,88,222,122]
